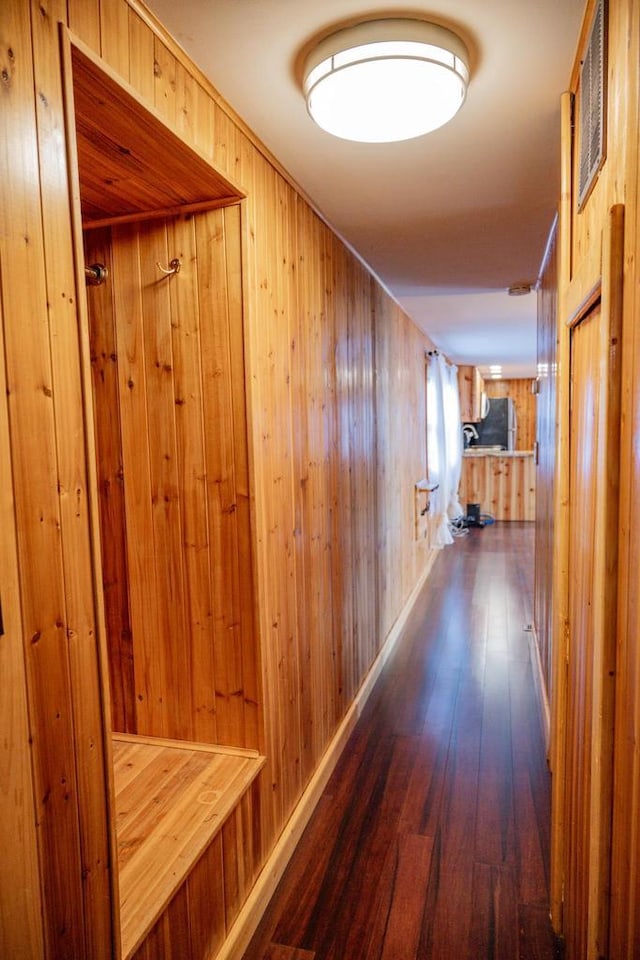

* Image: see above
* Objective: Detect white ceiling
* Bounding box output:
[146,0,584,378]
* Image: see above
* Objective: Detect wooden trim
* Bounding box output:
[112,732,263,759]
[566,277,602,328]
[82,197,242,231]
[0,256,45,960]
[585,202,624,955]
[214,550,438,960]
[550,89,574,933]
[569,0,601,91]
[59,21,122,955]
[236,198,266,759]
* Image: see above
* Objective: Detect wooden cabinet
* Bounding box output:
[458,365,486,421]
[459,452,536,520]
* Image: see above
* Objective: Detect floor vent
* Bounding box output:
[577,0,607,209]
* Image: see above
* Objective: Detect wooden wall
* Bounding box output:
[0,0,438,956]
[608,0,640,950]
[549,0,640,956]
[0,282,45,959]
[534,220,558,707]
[484,378,536,451]
[85,209,258,749]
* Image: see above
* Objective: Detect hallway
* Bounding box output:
[243,523,559,959]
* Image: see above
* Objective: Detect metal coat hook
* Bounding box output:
[85,262,108,286]
[156,257,181,277]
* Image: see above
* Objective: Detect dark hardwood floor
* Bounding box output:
[243,523,561,960]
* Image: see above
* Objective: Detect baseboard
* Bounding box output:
[527,624,551,758]
[215,550,438,960]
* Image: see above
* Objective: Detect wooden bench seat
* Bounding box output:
[112,733,265,957]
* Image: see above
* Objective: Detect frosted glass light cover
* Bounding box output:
[303,21,469,143]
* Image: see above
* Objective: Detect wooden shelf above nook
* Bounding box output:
[63,32,245,230]
[112,734,264,958]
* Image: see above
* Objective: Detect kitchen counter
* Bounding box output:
[464,449,533,458]
[459,450,535,520]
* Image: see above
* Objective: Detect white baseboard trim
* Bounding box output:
[527,624,551,758]
[215,550,438,960]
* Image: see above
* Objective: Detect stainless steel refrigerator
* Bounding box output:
[474,397,517,450]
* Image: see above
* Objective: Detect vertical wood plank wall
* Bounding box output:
[484,378,536,451]
[534,221,558,703]
[459,454,536,521]
[0,277,45,959]
[1,2,113,956]
[609,0,640,952]
[1,0,439,955]
[549,0,640,957]
[85,209,258,749]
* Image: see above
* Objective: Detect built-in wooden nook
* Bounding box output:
[61,30,264,957]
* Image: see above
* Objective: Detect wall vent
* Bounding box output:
[577,0,607,209]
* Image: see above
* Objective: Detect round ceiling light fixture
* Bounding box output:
[303,18,470,143]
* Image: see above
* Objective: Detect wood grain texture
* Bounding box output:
[112,735,264,957]
[86,212,258,749]
[5,0,459,956]
[1,2,114,955]
[562,210,623,960]
[458,365,485,422]
[0,234,44,960]
[549,90,574,937]
[552,0,640,953]
[70,39,243,225]
[243,524,559,960]
[609,2,640,955]
[459,454,536,521]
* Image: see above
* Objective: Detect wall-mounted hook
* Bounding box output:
[156,258,181,277]
[85,262,108,286]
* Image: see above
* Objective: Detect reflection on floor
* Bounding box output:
[243,522,562,960]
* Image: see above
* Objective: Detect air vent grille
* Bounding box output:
[578,0,606,208]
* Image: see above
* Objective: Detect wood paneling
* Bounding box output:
[609,2,640,954]
[0,259,44,959]
[459,454,536,521]
[458,365,485,423]
[563,211,623,959]
[86,210,257,748]
[534,220,558,708]
[69,40,243,227]
[552,0,640,953]
[484,379,536,451]
[1,2,114,955]
[4,0,442,956]
[565,306,601,959]
[374,291,432,640]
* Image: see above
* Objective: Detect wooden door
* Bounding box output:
[563,209,623,958]
[566,304,604,959]
[85,206,258,748]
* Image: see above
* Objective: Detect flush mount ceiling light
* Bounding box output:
[303,18,470,143]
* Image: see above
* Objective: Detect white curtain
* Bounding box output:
[427,353,464,547]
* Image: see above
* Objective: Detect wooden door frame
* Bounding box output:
[550,201,624,954]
